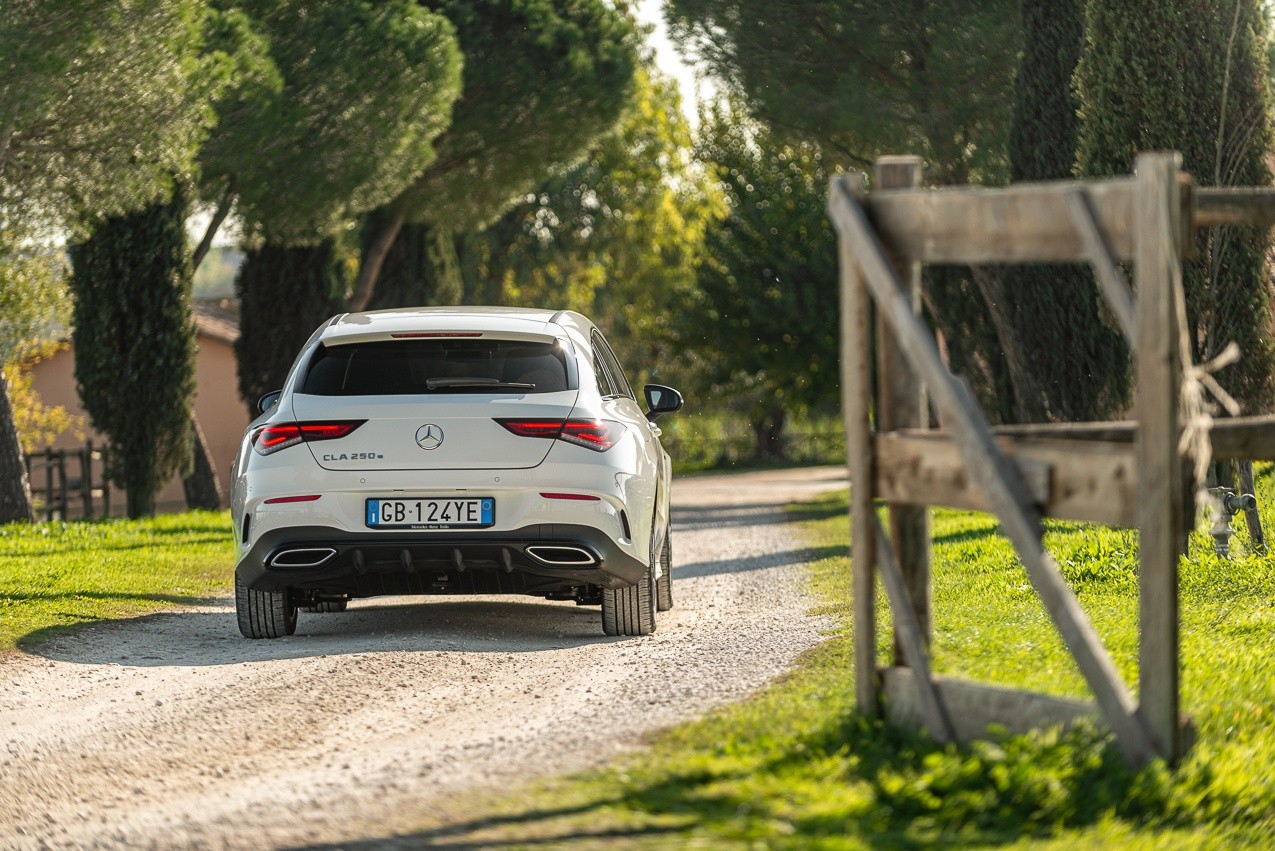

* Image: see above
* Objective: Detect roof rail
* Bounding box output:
[328,314,346,326]
[548,309,568,325]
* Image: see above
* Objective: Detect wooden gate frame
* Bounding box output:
[829,151,1275,767]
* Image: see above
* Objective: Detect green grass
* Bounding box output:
[2,478,1273,847]
[0,510,233,649]
[404,486,1275,848]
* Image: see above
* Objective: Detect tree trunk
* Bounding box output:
[968,266,1049,423]
[0,122,13,177]
[750,401,786,461]
[364,218,462,310]
[192,183,236,272]
[182,415,222,510]
[1238,460,1266,552]
[125,487,154,520]
[348,206,407,311]
[0,376,34,523]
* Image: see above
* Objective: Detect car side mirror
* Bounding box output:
[643,384,683,421]
[257,390,282,416]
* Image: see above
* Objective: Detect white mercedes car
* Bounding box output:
[230,307,683,639]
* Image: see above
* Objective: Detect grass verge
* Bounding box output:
[0,511,233,650]
[405,484,1275,848]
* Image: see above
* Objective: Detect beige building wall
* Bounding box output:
[27,333,250,515]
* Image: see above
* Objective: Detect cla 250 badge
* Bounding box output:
[322,452,384,461]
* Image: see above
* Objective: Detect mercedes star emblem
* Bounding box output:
[415,423,444,450]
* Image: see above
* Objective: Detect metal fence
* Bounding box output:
[24,442,111,521]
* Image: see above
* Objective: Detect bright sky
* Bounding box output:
[633,0,714,122]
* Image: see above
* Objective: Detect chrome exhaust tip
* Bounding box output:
[270,547,337,569]
[525,545,598,566]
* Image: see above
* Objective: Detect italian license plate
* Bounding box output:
[366,497,494,529]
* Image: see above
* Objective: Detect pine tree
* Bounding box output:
[69,185,197,518]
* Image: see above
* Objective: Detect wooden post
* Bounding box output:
[1134,152,1187,762]
[44,447,54,523]
[834,174,880,716]
[874,157,931,661]
[80,442,93,518]
[1238,461,1266,552]
[829,180,1156,765]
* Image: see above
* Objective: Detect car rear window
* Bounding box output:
[299,339,571,396]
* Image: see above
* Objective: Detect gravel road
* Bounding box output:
[0,467,846,850]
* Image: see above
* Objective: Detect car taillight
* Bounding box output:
[495,418,625,452]
[559,420,626,451]
[497,419,567,438]
[252,421,365,455]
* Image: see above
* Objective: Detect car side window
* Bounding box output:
[592,345,616,397]
[592,330,634,400]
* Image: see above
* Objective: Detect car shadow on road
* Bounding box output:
[22,597,628,668]
[671,500,844,532]
[675,545,845,579]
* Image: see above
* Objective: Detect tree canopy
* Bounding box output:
[456,66,721,381]
[202,0,463,244]
[350,0,640,308]
[689,105,839,453]
[665,0,1018,182]
[0,0,222,228]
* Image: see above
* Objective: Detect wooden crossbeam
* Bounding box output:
[875,431,1138,527]
[873,517,955,742]
[830,176,1157,766]
[862,178,1139,263]
[856,176,1275,268]
[1195,187,1275,227]
[991,415,1275,460]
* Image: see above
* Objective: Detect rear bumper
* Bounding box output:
[235,523,648,598]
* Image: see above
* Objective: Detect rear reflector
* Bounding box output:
[263,494,323,504]
[495,418,626,452]
[252,420,365,455]
[540,492,601,501]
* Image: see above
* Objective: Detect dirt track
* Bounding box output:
[0,467,846,849]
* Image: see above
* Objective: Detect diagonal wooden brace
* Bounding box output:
[873,515,955,742]
[829,176,1156,767]
[1065,187,1138,347]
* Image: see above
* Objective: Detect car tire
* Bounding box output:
[302,600,348,613]
[236,574,298,639]
[656,534,673,612]
[602,543,656,637]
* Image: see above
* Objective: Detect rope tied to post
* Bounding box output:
[1179,340,1242,491]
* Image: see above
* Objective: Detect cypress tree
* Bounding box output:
[1076,0,1275,413]
[234,240,346,414]
[69,184,197,518]
[1004,0,1130,421]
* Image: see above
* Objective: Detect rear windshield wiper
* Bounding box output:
[425,377,536,391]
